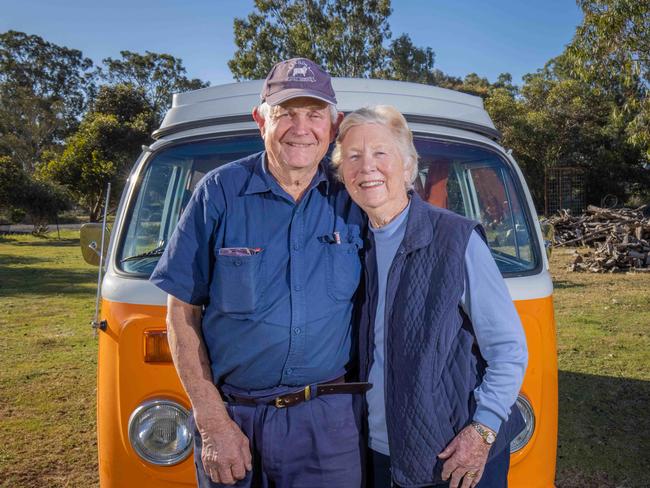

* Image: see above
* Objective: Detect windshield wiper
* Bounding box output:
[121,244,166,262]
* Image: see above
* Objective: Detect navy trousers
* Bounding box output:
[367,445,510,488]
[190,385,363,488]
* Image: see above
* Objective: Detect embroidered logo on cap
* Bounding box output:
[261,57,336,105]
[288,61,316,82]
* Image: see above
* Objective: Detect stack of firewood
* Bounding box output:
[547,205,650,272]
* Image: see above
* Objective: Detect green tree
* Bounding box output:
[569,0,648,89]
[92,83,156,128]
[0,155,29,209]
[0,155,71,227]
[484,86,547,207]
[456,73,492,98]
[229,0,439,82]
[485,57,648,209]
[567,0,649,157]
[229,0,390,79]
[42,84,155,220]
[0,30,96,171]
[492,73,519,97]
[381,34,436,83]
[102,50,208,123]
[0,87,64,173]
[21,178,72,230]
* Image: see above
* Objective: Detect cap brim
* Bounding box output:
[265,88,336,106]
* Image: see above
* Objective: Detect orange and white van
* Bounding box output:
[81,78,558,487]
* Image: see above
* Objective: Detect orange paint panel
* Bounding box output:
[98,295,558,487]
[98,299,194,487]
[508,295,558,488]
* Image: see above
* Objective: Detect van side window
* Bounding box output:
[415,138,538,275]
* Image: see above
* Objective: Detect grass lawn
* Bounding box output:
[0,230,98,487]
[552,248,650,488]
[0,231,648,487]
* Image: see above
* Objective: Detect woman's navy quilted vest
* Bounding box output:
[358,193,524,487]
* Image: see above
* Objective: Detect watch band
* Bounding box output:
[471,422,497,445]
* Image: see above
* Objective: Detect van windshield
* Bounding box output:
[117,134,538,276]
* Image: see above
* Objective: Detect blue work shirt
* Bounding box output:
[151,151,365,390]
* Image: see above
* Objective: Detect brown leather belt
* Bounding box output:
[226,378,372,409]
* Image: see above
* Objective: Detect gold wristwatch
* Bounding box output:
[471,422,497,445]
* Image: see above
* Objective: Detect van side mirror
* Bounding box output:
[80,223,111,266]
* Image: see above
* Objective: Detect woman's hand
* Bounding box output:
[438,425,492,488]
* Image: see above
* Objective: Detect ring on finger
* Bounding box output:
[466,471,478,478]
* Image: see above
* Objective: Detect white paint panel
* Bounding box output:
[102,271,168,306]
[159,78,496,135]
[101,268,553,307]
[505,271,554,302]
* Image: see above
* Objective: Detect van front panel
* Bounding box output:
[98,129,557,487]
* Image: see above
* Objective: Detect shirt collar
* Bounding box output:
[369,199,411,238]
[243,152,272,195]
[244,151,331,197]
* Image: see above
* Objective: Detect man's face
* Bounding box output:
[255,97,340,174]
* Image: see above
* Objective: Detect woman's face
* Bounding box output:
[338,123,410,217]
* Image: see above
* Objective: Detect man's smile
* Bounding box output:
[285,142,316,147]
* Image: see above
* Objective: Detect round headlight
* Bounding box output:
[128,399,193,465]
[510,395,535,453]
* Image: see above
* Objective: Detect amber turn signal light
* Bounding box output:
[144,330,172,363]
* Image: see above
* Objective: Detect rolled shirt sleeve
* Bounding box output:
[460,230,528,433]
[150,178,223,305]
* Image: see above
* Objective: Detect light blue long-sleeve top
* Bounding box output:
[367,202,528,455]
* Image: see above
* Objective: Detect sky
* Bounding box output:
[2,0,583,86]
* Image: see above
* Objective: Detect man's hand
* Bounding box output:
[197,414,252,485]
[438,425,492,488]
[166,295,252,484]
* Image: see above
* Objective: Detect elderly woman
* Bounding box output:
[331,106,528,488]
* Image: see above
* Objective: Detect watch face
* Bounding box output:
[486,432,496,444]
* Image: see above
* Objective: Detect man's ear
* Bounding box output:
[330,111,345,143]
[252,107,266,137]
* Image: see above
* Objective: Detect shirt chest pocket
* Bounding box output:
[213,251,264,315]
[325,242,362,301]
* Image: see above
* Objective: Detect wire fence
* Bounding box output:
[544,166,586,216]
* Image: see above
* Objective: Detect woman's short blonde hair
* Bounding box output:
[331,105,419,189]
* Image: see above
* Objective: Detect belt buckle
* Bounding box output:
[274,384,311,408]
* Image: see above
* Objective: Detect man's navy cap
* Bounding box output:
[261,58,337,106]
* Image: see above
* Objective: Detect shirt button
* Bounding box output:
[293,243,300,251]
[286,368,293,375]
[294,284,301,291]
[235,259,242,266]
[293,327,301,335]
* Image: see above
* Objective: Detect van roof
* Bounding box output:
[154,78,500,141]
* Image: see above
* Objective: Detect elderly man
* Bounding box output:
[150,58,368,488]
